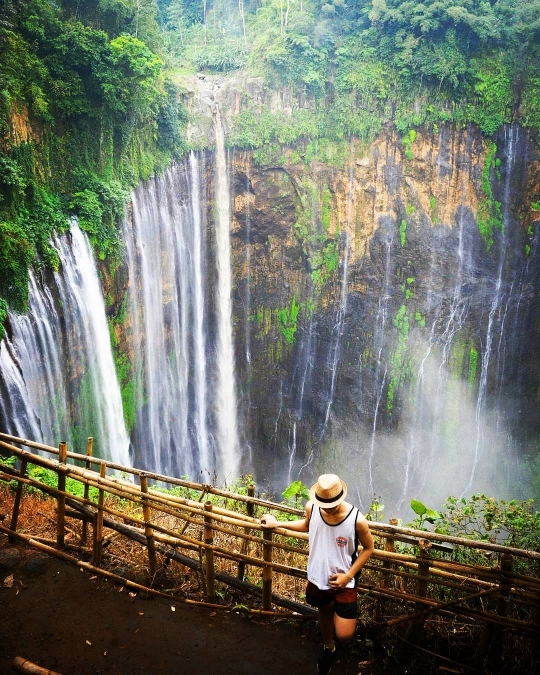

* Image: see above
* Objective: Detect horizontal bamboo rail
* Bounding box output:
[0,433,301,514]
[12,655,62,675]
[1,432,539,649]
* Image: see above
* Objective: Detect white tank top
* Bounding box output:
[307,505,359,590]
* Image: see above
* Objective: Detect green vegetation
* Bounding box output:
[477,142,503,251]
[0,0,187,318]
[387,302,412,415]
[281,480,310,509]
[414,310,426,328]
[311,241,339,290]
[468,346,479,387]
[321,187,332,231]
[409,494,540,572]
[0,454,100,500]
[399,219,407,247]
[206,0,540,151]
[410,498,441,529]
[2,0,540,328]
[429,195,438,224]
[401,129,417,160]
[277,295,300,345]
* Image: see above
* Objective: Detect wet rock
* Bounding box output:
[24,555,49,575]
[111,565,130,578]
[0,547,22,569]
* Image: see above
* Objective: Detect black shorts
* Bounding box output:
[305,581,358,620]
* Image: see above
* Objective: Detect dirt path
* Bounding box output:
[0,543,388,675]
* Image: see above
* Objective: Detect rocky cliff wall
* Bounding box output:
[222,122,540,510]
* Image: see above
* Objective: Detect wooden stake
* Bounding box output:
[238,484,255,580]
[9,458,28,543]
[81,437,93,545]
[376,517,398,619]
[204,501,215,600]
[56,442,67,550]
[488,553,513,673]
[262,527,273,610]
[404,538,432,645]
[140,473,158,577]
[92,462,106,566]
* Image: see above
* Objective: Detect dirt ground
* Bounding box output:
[0,540,393,675]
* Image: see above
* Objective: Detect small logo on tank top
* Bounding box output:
[336,536,347,548]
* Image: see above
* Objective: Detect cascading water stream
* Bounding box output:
[0,224,130,464]
[123,160,215,478]
[287,422,297,486]
[54,226,131,464]
[0,271,64,441]
[295,311,316,477]
[463,126,518,495]
[240,157,253,469]
[320,153,354,437]
[213,103,240,479]
[244,163,252,368]
[367,227,394,499]
[126,175,186,476]
[189,153,210,472]
[397,200,468,509]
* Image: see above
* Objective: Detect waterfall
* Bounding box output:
[241,157,253,469]
[189,154,210,472]
[2,120,535,515]
[0,224,130,464]
[287,421,297,485]
[54,226,131,465]
[367,223,394,500]
[213,105,240,480]
[321,153,354,437]
[123,159,213,479]
[464,126,519,495]
[122,144,240,482]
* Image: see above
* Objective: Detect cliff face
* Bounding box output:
[44,112,540,509]
[224,123,540,509]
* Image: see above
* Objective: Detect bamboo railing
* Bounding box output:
[1,432,539,669]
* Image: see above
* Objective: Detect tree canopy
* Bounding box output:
[1,0,540,326]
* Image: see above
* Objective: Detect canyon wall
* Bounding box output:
[219,120,540,512]
[3,76,540,514]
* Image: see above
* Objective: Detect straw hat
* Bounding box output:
[309,474,347,508]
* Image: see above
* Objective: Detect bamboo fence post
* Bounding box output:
[404,538,432,644]
[9,458,28,543]
[375,517,398,619]
[81,437,93,545]
[140,473,158,577]
[204,501,215,600]
[536,559,540,666]
[262,527,273,610]
[238,484,255,580]
[56,442,67,549]
[488,553,513,673]
[92,462,106,566]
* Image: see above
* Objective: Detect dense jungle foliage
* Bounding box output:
[1,0,540,329]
